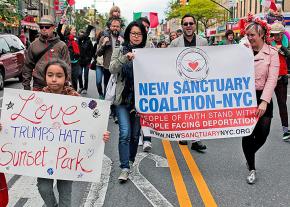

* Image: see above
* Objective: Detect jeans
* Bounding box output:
[37,178,73,207]
[116,105,141,169]
[96,66,104,97]
[95,66,111,97]
[71,63,81,91]
[78,64,89,90]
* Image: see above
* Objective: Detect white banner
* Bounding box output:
[0,89,110,182]
[133,45,258,140]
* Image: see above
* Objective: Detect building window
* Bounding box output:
[250,0,252,13]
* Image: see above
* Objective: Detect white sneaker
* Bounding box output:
[246,170,256,184]
[118,169,129,182]
[138,135,143,146]
[81,89,87,94]
[143,141,152,152]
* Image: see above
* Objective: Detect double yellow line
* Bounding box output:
[162,140,217,207]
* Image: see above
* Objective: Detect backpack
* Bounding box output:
[105,73,117,102]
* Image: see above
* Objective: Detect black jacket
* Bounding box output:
[79,36,93,66]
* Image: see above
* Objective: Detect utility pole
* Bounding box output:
[17,0,23,34]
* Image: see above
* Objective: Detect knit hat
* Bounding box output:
[270,21,285,34]
[38,15,55,25]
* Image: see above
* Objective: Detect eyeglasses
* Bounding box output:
[130,32,142,37]
[183,22,195,27]
[39,25,52,29]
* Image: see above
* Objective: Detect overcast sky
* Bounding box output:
[75,0,170,22]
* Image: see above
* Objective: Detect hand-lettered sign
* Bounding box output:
[0,89,110,182]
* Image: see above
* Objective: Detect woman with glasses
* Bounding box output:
[240,15,279,184]
[109,21,147,182]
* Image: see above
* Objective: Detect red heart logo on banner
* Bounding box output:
[188,61,199,71]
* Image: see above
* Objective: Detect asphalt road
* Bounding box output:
[3,71,290,207]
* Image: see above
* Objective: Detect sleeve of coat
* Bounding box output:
[260,49,280,103]
[79,25,94,41]
[57,23,66,42]
[280,43,290,58]
[169,39,177,47]
[202,38,209,46]
[96,36,106,57]
[60,43,71,80]
[109,47,129,74]
[22,44,35,90]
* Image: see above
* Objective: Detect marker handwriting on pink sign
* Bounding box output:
[10,93,80,125]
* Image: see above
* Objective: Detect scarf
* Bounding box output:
[42,86,80,96]
[68,34,80,55]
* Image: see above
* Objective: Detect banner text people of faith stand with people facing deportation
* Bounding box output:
[0,89,110,182]
[133,45,258,141]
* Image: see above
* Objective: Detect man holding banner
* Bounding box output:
[170,14,208,151]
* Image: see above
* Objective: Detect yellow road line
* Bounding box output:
[179,145,218,207]
[162,140,192,207]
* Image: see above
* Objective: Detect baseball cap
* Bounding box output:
[270,22,285,34]
[38,15,55,25]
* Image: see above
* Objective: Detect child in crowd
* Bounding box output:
[265,6,284,25]
[36,59,110,207]
[265,5,290,40]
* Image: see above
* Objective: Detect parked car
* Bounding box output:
[0,34,25,90]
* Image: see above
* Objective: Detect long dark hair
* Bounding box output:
[123,21,147,48]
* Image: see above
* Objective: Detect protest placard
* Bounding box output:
[134,45,258,140]
[0,88,110,182]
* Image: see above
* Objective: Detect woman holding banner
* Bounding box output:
[109,21,147,182]
[240,14,279,184]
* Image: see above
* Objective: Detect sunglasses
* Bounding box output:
[183,22,195,27]
[39,25,52,29]
[270,33,281,37]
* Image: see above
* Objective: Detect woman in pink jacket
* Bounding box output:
[241,16,279,184]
